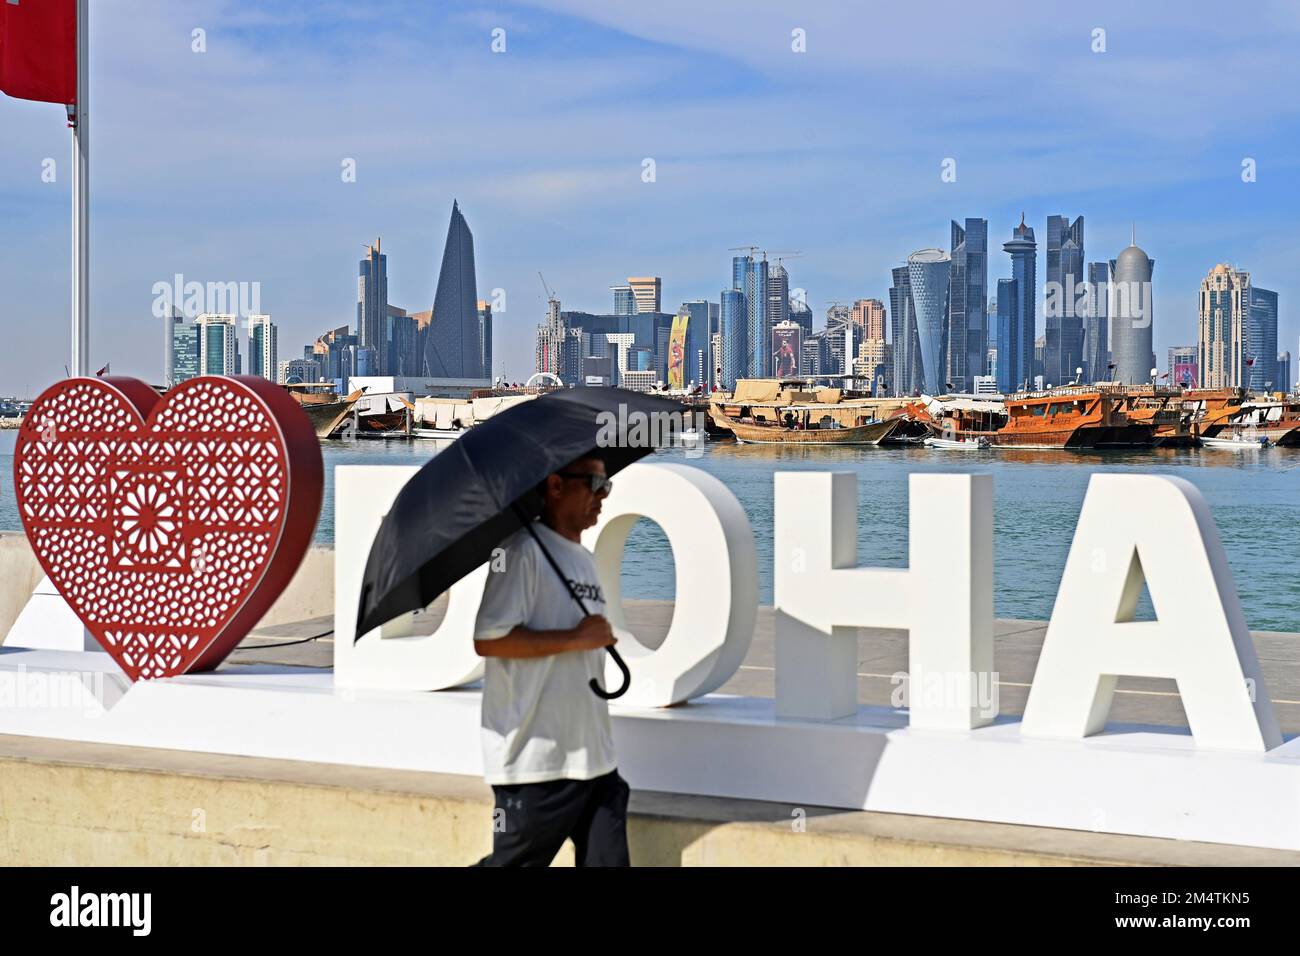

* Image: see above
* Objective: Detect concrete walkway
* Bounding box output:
[233,599,1300,734]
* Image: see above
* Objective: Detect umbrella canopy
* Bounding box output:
[354,387,686,640]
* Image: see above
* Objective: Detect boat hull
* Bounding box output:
[718,413,901,445]
[301,401,356,439]
[937,422,1157,449]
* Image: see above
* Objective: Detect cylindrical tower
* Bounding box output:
[1110,241,1154,384]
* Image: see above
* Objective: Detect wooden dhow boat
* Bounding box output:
[709,379,908,445]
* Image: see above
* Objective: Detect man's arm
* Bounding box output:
[474,615,615,660]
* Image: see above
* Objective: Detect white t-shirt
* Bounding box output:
[473,522,617,785]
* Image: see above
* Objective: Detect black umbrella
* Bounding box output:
[354,387,689,699]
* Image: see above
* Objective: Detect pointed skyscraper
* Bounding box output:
[424,200,483,379]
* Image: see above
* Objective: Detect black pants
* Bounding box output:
[474,769,631,867]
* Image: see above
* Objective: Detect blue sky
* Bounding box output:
[2,0,1299,391]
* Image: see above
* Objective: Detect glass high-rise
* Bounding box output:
[1248,287,1279,391]
[948,218,988,391]
[907,249,951,395]
[741,256,769,377]
[197,313,238,376]
[170,320,200,385]
[680,299,712,389]
[424,200,483,379]
[358,239,388,374]
[611,285,635,316]
[478,300,494,381]
[1045,215,1084,386]
[995,279,1018,393]
[248,314,277,381]
[766,262,790,334]
[719,288,746,389]
[1084,261,1110,382]
[889,265,919,396]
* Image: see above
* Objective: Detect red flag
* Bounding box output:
[0,0,76,106]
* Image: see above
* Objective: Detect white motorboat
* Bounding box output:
[1201,431,1272,450]
[923,435,992,450]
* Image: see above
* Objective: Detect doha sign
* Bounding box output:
[336,463,1279,753]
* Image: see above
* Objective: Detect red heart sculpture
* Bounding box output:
[13,376,323,680]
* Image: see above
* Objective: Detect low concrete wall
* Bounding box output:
[0,532,336,641]
[0,533,46,642]
[3,735,1292,866]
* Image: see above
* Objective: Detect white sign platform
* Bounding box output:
[2,647,1299,852]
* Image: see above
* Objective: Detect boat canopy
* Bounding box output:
[731,379,784,403]
[939,398,1006,413]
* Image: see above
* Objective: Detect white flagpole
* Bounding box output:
[70,0,89,377]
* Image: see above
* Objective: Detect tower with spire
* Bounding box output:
[1001,214,1037,391]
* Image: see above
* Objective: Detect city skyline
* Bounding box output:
[122,204,1300,396]
[2,1,1300,392]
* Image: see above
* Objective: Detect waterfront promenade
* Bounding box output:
[2,533,1299,866]
[233,598,1300,735]
[4,596,1299,866]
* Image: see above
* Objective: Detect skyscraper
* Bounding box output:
[788,296,813,336]
[1084,261,1110,382]
[907,248,951,395]
[679,299,712,389]
[386,305,417,376]
[611,285,635,316]
[170,316,199,386]
[425,200,483,379]
[1248,287,1279,392]
[358,239,388,374]
[734,254,768,377]
[1002,216,1037,391]
[719,288,746,389]
[1045,215,1085,387]
[628,277,662,314]
[766,262,790,334]
[1197,264,1250,388]
[995,278,1018,393]
[948,218,988,391]
[889,266,919,396]
[248,313,277,381]
[478,300,494,382]
[197,314,238,376]
[851,298,887,341]
[1109,231,1155,385]
[535,295,567,381]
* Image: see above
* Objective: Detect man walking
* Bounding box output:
[471,451,631,866]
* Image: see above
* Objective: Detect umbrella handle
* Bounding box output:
[590,644,631,700]
[513,507,633,701]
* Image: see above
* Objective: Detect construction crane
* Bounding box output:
[767,250,803,263]
[728,245,760,257]
[537,271,559,304]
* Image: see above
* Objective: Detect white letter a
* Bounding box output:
[1022,475,1280,751]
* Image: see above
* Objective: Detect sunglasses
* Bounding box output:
[556,471,613,496]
